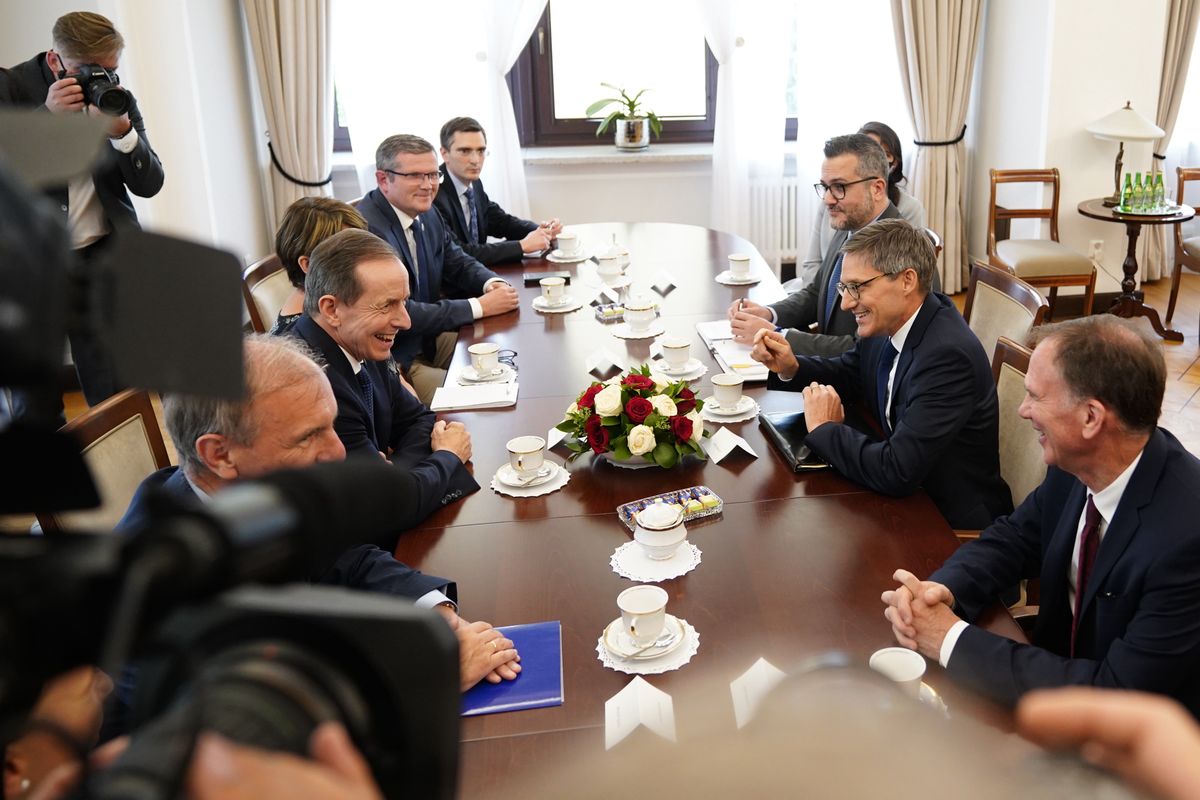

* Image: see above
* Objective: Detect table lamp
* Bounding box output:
[1086,101,1165,207]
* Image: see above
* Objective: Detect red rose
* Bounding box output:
[622,374,654,392]
[585,414,611,454]
[670,415,693,442]
[675,388,696,414]
[625,396,653,423]
[578,383,603,409]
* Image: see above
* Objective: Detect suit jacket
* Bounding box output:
[771,203,902,357]
[291,314,479,508]
[432,163,537,265]
[359,188,500,366]
[769,292,1012,529]
[0,52,164,232]
[116,466,456,601]
[932,428,1200,715]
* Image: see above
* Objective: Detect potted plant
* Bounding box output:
[586,83,662,150]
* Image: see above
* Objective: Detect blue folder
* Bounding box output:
[461,620,564,716]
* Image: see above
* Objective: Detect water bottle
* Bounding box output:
[1120,173,1134,211]
[1132,173,1145,211]
[1154,173,1166,211]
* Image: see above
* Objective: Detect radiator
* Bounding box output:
[749,176,803,273]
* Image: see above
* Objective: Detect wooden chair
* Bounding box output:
[35,389,171,534]
[987,168,1096,320]
[923,227,943,257]
[1167,166,1200,324]
[991,337,1047,510]
[241,254,290,334]
[962,261,1048,367]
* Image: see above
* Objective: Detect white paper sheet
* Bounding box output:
[604,676,677,749]
[702,426,758,463]
[730,657,787,729]
[429,383,518,411]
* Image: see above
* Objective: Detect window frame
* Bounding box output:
[333,88,352,153]
[508,5,719,147]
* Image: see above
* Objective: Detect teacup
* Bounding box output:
[556,232,579,256]
[660,336,691,372]
[540,276,567,307]
[596,254,624,278]
[728,253,751,278]
[505,435,546,480]
[634,500,688,560]
[868,647,926,697]
[468,342,500,375]
[711,372,744,408]
[624,297,656,333]
[617,585,668,647]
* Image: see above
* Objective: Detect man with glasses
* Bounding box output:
[433,116,562,265]
[729,134,905,358]
[751,219,1011,530]
[359,134,520,404]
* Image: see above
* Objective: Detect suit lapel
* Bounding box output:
[369,191,417,279]
[439,165,469,241]
[1039,480,1088,624]
[886,293,939,423]
[819,229,850,330]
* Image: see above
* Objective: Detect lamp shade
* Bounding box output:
[1086,101,1165,142]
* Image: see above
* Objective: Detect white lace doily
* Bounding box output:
[610,541,702,582]
[611,321,666,340]
[714,270,761,286]
[489,463,570,498]
[532,296,584,314]
[596,617,700,675]
[653,360,707,382]
[700,397,760,423]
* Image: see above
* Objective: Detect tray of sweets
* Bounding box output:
[616,485,723,532]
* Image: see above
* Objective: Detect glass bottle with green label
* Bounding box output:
[1121,173,1134,211]
[1154,172,1166,211]
[1133,173,1146,211]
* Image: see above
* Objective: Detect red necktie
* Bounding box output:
[1070,495,1101,657]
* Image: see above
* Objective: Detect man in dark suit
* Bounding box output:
[752,218,1011,529]
[359,133,519,403]
[883,315,1200,716]
[432,116,561,265]
[117,334,519,692]
[288,228,479,510]
[0,11,163,418]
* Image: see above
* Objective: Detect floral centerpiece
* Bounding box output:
[557,366,707,468]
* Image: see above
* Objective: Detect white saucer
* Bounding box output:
[611,321,666,340]
[661,357,704,377]
[704,395,756,416]
[460,363,514,383]
[598,274,631,289]
[494,461,559,489]
[547,248,591,264]
[715,270,760,286]
[602,614,688,660]
[532,295,582,313]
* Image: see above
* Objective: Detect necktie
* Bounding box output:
[823,252,844,325]
[410,219,430,302]
[356,367,377,446]
[1070,495,1102,657]
[465,186,480,243]
[875,341,898,434]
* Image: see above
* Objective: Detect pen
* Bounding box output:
[728,363,758,369]
[736,298,744,313]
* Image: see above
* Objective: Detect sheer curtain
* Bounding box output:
[331,0,544,214]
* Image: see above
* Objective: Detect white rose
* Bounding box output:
[565,401,579,417]
[649,394,677,417]
[648,372,670,392]
[594,384,623,417]
[627,424,657,455]
[687,409,704,443]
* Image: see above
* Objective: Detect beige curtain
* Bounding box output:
[890,0,984,294]
[243,0,334,229]
[1143,0,1200,282]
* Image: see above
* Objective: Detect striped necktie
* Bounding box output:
[465,185,480,243]
[356,366,377,446]
[824,253,844,326]
[875,341,898,435]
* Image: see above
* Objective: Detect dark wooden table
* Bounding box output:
[395,223,1020,797]
[1078,198,1195,341]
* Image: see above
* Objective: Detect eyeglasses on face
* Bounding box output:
[382,169,444,185]
[813,176,881,200]
[835,272,893,300]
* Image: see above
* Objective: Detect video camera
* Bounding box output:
[64,64,132,116]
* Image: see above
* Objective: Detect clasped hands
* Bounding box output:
[881,569,962,660]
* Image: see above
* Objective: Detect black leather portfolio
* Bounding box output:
[757,411,830,472]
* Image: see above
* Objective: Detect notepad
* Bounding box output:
[696,320,769,381]
[429,383,518,411]
[461,621,564,716]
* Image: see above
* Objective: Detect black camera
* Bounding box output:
[71,63,132,116]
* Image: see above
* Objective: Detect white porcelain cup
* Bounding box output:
[869,647,926,697]
[468,342,500,374]
[624,297,656,333]
[728,252,752,278]
[505,435,546,479]
[540,276,567,307]
[711,372,744,408]
[596,254,624,277]
[556,232,579,256]
[660,336,691,371]
[618,585,668,647]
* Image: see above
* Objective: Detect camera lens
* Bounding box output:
[91,84,132,117]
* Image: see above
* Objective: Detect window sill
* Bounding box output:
[522,142,714,167]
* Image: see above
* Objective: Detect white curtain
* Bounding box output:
[243,0,334,229]
[331,0,544,215]
[696,0,789,250]
[891,0,984,294]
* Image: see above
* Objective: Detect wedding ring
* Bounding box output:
[489,640,498,650]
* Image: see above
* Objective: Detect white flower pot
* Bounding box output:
[615,118,650,150]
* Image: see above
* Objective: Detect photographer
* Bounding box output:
[0,11,164,419]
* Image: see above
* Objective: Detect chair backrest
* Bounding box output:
[963,261,1048,363]
[36,389,172,534]
[987,168,1062,256]
[242,254,291,334]
[923,227,943,257]
[991,337,1046,507]
[1175,167,1200,251]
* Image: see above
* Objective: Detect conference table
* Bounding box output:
[394,223,1024,795]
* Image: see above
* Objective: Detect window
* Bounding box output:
[508,2,718,146]
[333,89,352,153]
